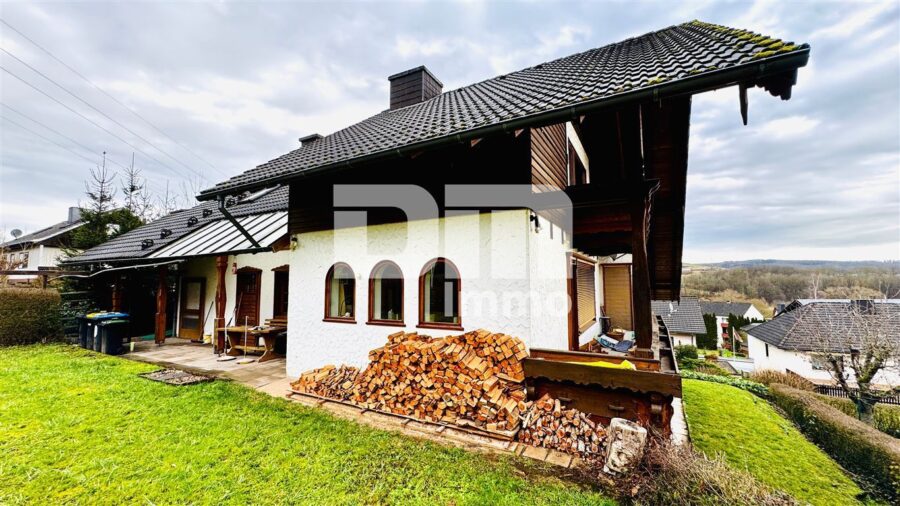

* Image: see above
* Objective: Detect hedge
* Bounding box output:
[679,370,770,398]
[0,288,63,346]
[770,383,900,502]
[814,393,900,439]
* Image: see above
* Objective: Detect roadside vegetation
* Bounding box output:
[682,379,868,506]
[0,345,612,505]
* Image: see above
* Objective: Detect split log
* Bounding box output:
[518,394,607,458]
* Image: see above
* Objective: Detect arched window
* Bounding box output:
[324,263,356,322]
[418,258,461,330]
[368,261,404,326]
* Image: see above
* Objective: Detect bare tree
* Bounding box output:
[805,301,900,424]
[157,180,180,217]
[808,272,821,299]
[120,154,155,221]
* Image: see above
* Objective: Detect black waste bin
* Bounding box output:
[84,312,128,352]
[99,319,130,355]
[77,315,90,348]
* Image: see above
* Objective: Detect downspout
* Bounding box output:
[217,196,261,248]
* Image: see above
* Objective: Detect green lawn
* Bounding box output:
[683,379,866,506]
[0,345,613,505]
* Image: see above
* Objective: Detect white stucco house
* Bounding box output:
[2,207,85,282]
[700,300,766,348]
[746,299,900,386]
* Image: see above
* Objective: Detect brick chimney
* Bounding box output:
[388,66,442,110]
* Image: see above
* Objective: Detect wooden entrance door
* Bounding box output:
[235,268,261,327]
[179,277,205,341]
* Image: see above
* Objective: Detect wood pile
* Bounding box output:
[290,364,359,401]
[518,394,606,457]
[291,329,530,433]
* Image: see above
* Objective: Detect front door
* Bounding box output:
[179,277,205,341]
[235,268,261,327]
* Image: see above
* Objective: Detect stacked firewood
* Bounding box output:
[518,394,606,457]
[290,364,359,401]
[291,329,530,432]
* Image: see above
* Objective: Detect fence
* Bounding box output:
[814,384,900,406]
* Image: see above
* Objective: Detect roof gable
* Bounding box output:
[652,296,708,334]
[199,20,809,197]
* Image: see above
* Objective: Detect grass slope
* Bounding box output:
[683,379,865,506]
[0,345,613,505]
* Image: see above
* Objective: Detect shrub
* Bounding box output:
[680,358,731,376]
[0,288,63,346]
[623,441,798,505]
[681,370,769,398]
[675,344,698,361]
[749,369,815,391]
[814,393,900,438]
[770,383,900,502]
[704,351,719,361]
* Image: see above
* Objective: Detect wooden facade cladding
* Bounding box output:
[288,131,531,236]
[530,123,568,190]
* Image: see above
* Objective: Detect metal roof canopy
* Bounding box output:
[148,212,287,259]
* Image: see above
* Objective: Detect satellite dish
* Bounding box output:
[10,229,22,239]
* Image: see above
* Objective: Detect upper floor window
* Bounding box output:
[324,263,355,322]
[418,258,461,329]
[369,261,404,325]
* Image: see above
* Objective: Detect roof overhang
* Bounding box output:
[197,49,809,200]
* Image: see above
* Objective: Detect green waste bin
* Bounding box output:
[99,319,130,355]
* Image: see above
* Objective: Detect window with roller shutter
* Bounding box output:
[574,257,597,334]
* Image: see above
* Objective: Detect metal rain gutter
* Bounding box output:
[197,49,810,200]
[217,196,261,248]
[56,259,184,279]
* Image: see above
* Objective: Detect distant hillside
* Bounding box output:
[696,259,900,270]
[681,261,900,311]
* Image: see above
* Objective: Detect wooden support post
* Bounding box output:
[616,104,653,352]
[630,196,653,351]
[111,277,123,312]
[215,255,228,353]
[154,266,167,344]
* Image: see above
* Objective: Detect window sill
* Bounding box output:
[323,317,356,324]
[417,322,464,331]
[367,320,406,327]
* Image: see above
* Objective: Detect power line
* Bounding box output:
[1,113,107,168]
[0,17,222,174]
[0,47,215,182]
[1,64,204,186]
[0,102,167,196]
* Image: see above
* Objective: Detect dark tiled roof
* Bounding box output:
[700,300,754,317]
[652,296,707,334]
[747,301,900,353]
[65,186,288,265]
[1,218,83,249]
[200,20,808,197]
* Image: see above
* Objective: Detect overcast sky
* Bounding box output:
[0,1,898,262]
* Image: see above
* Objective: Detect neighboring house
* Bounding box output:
[700,300,765,348]
[65,187,290,343]
[652,297,708,348]
[746,299,900,386]
[67,21,809,431]
[1,207,84,283]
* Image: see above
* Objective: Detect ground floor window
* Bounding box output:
[369,261,403,325]
[273,266,289,319]
[419,258,460,329]
[325,263,355,321]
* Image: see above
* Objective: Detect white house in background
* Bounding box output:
[651,297,708,348]
[699,300,766,348]
[1,207,85,282]
[746,299,900,386]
